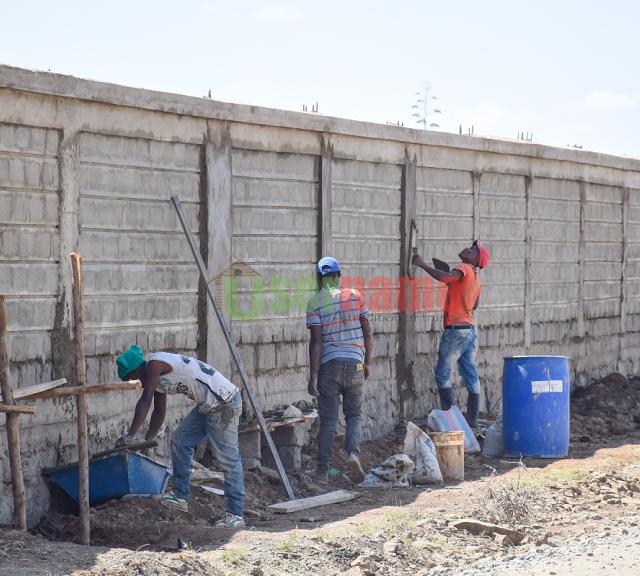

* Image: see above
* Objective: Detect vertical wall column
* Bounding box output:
[397,148,417,419]
[472,172,481,240]
[53,127,80,380]
[523,176,533,351]
[204,120,233,375]
[577,182,587,338]
[619,188,630,370]
[318,135,333,259]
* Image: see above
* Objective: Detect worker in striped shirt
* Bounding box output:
[305,256,372,484]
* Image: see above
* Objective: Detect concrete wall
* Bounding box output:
[1,65,640,525]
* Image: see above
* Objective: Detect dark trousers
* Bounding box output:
[316,358,364,472]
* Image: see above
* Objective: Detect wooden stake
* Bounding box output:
[71,253,90,545]
[0,404,37,415]
[0,296,27,530]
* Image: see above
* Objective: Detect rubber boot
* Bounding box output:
[465,392,480,429]
[438,387,455,411]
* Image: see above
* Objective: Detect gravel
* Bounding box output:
[452,523,640,576]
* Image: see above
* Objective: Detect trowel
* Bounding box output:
[408,219,418,278]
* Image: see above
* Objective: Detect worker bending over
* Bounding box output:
[115,345,245,528]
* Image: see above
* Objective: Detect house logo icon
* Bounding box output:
[212,259,263,311]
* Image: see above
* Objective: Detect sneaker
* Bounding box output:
[159,492,188,512]
[347,453,365,484]
[304,468,328,484]
[215,512,245,528]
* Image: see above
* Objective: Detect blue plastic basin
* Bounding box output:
[45,451,170,505]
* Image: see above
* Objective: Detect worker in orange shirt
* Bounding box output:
[412,240,490,428]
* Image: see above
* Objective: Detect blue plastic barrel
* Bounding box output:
[502,355,570,458]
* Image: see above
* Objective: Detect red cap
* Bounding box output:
[474,240,490,269]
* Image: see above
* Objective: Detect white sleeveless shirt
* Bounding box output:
[148,352,239,413]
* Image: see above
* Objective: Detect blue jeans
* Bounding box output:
[171,392,244,517]
[317,358,364,472]
[435,326,481,394]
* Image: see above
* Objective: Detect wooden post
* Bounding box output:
[0,296,27,530]
[70,253,90,545]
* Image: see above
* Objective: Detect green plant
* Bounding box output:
[276,537,297,552]
[412,82,442,129]
[221,548,248,565]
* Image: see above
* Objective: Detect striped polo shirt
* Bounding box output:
[306,287,368,364]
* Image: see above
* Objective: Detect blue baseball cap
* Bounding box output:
[317,256,341,276]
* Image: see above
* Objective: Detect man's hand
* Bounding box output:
[307,375,318,397]
[364,364,371,379]
[412,253,425,268]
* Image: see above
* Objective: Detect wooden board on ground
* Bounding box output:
[267,490,357,514]
[1,379,66,402]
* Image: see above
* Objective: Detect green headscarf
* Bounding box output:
[116,345,146,380]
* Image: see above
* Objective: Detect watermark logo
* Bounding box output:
[214,260,448,320]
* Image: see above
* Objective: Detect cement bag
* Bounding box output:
[482,398,503,457]
[403,422,443,484]
[482,422,503,457]
[428,405,481,454]
[360,454,415,488]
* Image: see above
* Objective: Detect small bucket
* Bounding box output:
[429,431,465,480]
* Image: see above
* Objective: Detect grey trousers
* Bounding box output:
[316,358,365,472]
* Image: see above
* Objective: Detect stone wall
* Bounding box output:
[1,65,640,525]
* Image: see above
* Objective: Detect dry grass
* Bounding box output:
[474,463,545,527]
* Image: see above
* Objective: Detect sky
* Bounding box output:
[1,0,638,158]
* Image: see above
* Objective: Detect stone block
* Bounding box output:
[260,443,302,471]
[239,429,261,459]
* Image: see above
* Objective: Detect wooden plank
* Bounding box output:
[4,379,67,401]
[25,381,142,400]
[0,404,36,415]
[71,253,90,546]
[0,296,27,530]
[268,490,357,514]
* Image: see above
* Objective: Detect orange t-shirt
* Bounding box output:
[443,263,481,327]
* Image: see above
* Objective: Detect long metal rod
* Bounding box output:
[171,196,295,500]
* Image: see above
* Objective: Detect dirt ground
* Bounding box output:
[2,374,640,576]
